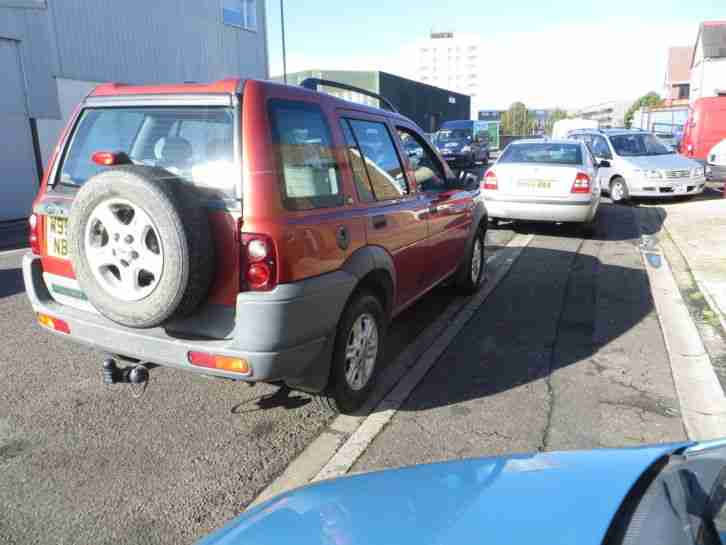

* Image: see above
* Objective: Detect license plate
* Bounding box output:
[673,184,687,194]
[518,179,552,191]
[47,216,69,259]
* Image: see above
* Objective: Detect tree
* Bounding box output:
[624,92,663,128]
[501,102,530,136]
[546,109,569,136]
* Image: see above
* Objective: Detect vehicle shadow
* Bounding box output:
[230,385,311,414]
[386,202,662,414]
[0,268,24,299]
[508,202,666,241]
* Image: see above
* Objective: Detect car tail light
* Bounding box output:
[571,172,591,194]
[29,213,41,255]
[240,233,277,291]
[37,313,71,334]
[482,170,498,190]
[188,351,251,375]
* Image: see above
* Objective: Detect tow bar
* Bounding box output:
[102,357,151,397]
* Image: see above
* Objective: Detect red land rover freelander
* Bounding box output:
[23,78,488,413]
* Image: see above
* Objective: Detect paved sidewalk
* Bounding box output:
[659,187,726,329]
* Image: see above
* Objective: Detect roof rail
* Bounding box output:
[300,78,399,113]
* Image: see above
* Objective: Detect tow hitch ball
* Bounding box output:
[102,358,149,385]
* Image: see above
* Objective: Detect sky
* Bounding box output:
[265,0,723,111]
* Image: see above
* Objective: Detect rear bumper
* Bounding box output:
[483,194,598,223]
[23,254,356,392]
[442,152,475,167]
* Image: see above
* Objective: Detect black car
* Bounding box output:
[434,120,490,168]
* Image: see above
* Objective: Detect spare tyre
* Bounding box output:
[68,166,214,328]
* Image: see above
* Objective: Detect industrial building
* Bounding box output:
[0,0,268,221]
[277,70,470,135]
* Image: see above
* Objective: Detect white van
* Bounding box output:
[551,118,598,139]
[706,138,726,181]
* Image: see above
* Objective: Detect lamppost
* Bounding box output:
[280,0,288,84]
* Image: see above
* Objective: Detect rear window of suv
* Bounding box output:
[499,142,583,165]
[58,107,237,198]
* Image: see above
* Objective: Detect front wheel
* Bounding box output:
[610,177,630,204]
[455,227,486,294]
[316,292,386,414]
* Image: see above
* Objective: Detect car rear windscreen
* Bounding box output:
[499,143,582,165]
[58,107,237,199]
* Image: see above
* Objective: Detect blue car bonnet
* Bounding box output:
[198,444,688,545]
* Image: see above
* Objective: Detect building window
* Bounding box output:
[676,84,690,100]
[223,0,257,31]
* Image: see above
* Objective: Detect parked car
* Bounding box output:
[434,120,490,168]
[568,129,705,203]
[197,439,726,545]
[707,138,726,182]
[482,139,601,231]
[22,78,488,414]
[551,118,598,139]
[680,96,726,163]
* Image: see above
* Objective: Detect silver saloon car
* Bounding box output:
[482,139,602,226]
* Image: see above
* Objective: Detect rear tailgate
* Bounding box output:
[34,96,244,339]
[494,163,579,198]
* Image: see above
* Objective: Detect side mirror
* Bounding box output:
[459,170,480,189]
[598,160,611,168]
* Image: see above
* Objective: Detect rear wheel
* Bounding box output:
[610,177,629,204]
[455,227,486,294]
[316,292,386,414]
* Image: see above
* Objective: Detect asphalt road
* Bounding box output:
[0,197,690,544]
[355,200,687,473]
[0,227,514,545]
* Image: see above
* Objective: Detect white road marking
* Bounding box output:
[0,248,29,258]
[249,233,534,507]
[640,234,726,440]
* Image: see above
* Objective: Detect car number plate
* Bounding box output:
[518,179,552,191]
[673,184,687,194]
[47,216,69,259]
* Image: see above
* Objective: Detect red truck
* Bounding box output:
[680,96,726,163]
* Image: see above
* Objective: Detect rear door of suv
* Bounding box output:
[337,109,430,309]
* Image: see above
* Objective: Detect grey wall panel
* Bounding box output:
[19,9,60,118]
[51,0,267,84]
[0,6,60,119]
[0,7,24,38]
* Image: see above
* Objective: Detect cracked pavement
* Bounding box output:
[354,202,687,473]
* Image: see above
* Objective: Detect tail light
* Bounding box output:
[571,172,592,194]
[240,233,277,291]
[188,351,251,375]
[482,170,498,190]
[29,213,41,255]
[37,313,71,334]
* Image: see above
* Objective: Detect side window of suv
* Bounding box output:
[591,135,613,159]
[396,127,447,191]
[347,119,409,201]
[268,100,344,211]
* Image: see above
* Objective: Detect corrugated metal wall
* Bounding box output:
[0,0,267,220]
[49,0,267,84]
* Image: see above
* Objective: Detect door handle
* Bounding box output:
[372,215,387,229]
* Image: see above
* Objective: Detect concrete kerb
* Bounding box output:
[248,233,534,507]
[638,213,726,440]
